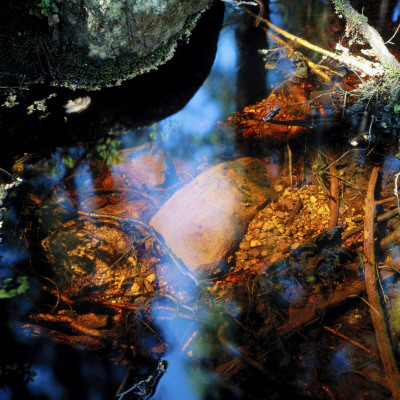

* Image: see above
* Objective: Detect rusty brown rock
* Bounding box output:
[41,217,155,299]
[114,143,168,188]
[149,157,275,275]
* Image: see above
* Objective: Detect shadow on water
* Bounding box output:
[0,3,225,165]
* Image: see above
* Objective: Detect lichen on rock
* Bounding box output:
[0,0,211,90]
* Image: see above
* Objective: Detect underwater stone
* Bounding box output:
[149,158,276,275]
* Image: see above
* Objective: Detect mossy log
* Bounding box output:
[331,0,400,108]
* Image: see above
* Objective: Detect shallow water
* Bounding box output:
[2,1,400,400]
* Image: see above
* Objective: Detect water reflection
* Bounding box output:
[0,3,226,164]
[2,1,400,399]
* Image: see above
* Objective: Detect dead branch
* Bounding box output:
[287,196,302,226]
[19,323,104,350]
[328,164,339,229]
[323,325,379,359]
[276,280,365,339]
[380,226,400,250]
[363,166,400,400]
[247,11,384,77]
[331,0,400,71]
[217,279,365,377]
[72,187,161,207]
[30,314,107,338]
[342,206,400,239]
[264,29,332,81]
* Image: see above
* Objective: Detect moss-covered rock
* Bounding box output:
[0,0,211,90]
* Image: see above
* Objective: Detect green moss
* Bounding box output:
[53,39,174,89]
[0,4,45,84]
[1,1,206,90]
[52,9,203,89]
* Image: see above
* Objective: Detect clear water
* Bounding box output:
[1,1,400,399]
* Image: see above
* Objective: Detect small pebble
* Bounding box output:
[146,274,156,283]
[250,239,262,247]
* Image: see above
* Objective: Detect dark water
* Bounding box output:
[2,1,400,399]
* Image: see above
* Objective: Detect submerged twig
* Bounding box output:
[328,164,339,229]
[30,314,106,339]
[264,29,332,81]
[287,196,302,226]
[363,166,400,400]
[323,325,379,359]
[342,206,400,240]
[381,226,400,250]
[246,11,384,77]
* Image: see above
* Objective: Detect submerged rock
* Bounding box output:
[41,218,157,299]
[149,157,276,275]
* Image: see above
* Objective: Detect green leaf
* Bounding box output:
[0,276,29,299]
[394,103,400,113]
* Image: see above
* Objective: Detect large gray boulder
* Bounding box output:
[0,0,211,89]
[57,0,210,60]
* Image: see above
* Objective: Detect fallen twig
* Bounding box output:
[74,187,161,206]
[342,206,400,240]
[380,225,400,250]
[30,313,106,339]
[323,325,379,359]
[20,323,104,350]
[217,279,365,377]
[287,196,302,225]
[363,166,400,400]
[328,164,339,229]
[246,10,384,77]
[264,29,332,81]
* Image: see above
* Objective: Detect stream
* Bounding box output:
[2,1,400,399]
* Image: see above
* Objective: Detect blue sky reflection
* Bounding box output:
[152,20,238,158]
[28,365,66,400]
[153,352,200,400]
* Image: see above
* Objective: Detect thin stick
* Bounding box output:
[246,11,383,76]
[363,166,400,400]
[73,187,161,206]
[286,139,293,189]
[328,164,339,229]
[287,197,302,225]
[323,325,379,359]
[385,22,400,45]
[265,30,332,81]
[31,314,106,339]
[342,206,400,240]
[375,196,396,205]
